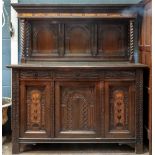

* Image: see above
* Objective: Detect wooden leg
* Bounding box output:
[12,143,20,154]
[135,143,143,154]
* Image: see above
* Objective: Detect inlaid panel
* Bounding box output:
[110,88,128,130]
[55,81,100,138]
[65,24,91,56]
[20,80,52,138]
[105,81,135,138]
[27,88,44,130]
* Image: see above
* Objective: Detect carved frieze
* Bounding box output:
[55,70,99,78]
[105,71,135,78]
[18,12,136,19]
[20,70,53,78]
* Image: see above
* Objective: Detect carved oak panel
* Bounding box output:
[98,22,128,59]
[65,24,91,56]
[21,19,134,62]
[55,81,100,138]
[20,80,52,138]
[32,21,58,56]
[105,80,135,138]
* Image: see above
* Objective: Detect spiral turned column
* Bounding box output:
[25,21,31,58]
[20,19,26,63]
[129,20,135,63]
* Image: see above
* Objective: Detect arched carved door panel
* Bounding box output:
[55,81,101,138]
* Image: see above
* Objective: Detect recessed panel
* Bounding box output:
[105,81,135,138]
[98,23,128,58]
[20,81,52,138]
[65,24,91,55]
[32,22,58,55]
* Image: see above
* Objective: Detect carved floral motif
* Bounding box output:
[27,88,46,130]
[113,90,125,128]
[30,90,41,126]
[110,87,128,130]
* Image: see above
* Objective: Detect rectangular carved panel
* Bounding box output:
[65,24,92,56]
[105,81,135,138]
[98,22,128,59]
[55,81,100,138]
[32,21,59,56]
[20,80,52,138]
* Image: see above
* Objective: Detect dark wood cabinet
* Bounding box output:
[9,4,147,154]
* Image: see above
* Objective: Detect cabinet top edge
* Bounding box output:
[7,62,148,69]
[11,3,142,18]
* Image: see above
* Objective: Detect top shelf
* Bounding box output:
[11,3,142,19]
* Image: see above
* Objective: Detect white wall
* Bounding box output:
[11,0,18,65]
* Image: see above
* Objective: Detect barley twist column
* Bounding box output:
[129,20,135,63]
[20,19,26,63]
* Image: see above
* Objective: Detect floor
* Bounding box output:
[2,136,149,155]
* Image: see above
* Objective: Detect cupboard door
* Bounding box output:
[20,80,52,138]
[55,81,100,138]
[105,81,135,138]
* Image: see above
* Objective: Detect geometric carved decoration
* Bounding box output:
[55,81,100,137]
[65,24,91,55]
[61,87,95,130]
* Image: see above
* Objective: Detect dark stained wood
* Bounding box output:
[18,19,134,62]
[10,3,148,154]
[9,66,146,154]
[11,4,140,15]
[138,0,152,154]
[12,4,138,63]
[98,22,128,59]
[65,24,91,55]
[32,22,58,54]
